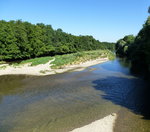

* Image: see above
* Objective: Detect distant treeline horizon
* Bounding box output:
[0,20,115,61]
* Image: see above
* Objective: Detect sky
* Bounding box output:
[0,0,149,42]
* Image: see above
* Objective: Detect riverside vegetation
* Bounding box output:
[115,16,150,79]
[0,20,114,62]
[0,20,115,71]
[0,49,114,70]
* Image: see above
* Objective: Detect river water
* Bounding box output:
[0,58,150,132]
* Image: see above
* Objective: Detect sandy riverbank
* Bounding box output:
[71,113,117,132]
[0,57,108,76]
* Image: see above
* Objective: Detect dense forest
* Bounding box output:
[0,20,115,61]
[116,16,150,78]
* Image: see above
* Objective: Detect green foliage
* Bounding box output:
[115,16,150,78]
[128,17,150,76]
[51,50,114,69]
[115,35,135,57]
[0,65,7,69]
[51,54,78,68]
[16,56,53,66]
[0,61,6,64]
[0,20,115,61]
[3,50,114,69]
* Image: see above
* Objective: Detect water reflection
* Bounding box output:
[99,58,130,75]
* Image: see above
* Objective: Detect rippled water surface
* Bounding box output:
[0,59,150,132]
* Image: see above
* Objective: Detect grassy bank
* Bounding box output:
[0,50,115,69]
[51,50,115,69]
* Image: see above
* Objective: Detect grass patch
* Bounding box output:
[5,50,115,69]
[51,50,115,69]
[0,65,7,70]
[12,56,53,66]
[0,61,6,64]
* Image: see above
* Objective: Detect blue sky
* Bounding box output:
[0,0,149,42]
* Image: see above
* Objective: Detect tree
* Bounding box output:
[0,20,115,61]
[115,35,135,57]
[115,17,150,78]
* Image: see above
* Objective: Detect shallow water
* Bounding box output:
[0,58,150,132]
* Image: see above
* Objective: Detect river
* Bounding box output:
[0,58,150,132]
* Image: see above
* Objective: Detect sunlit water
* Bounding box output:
[0,58,150,132]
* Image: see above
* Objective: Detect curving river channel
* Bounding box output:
[0,58,150,132]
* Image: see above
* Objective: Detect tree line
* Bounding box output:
[115,16,150,78]
[0,20,115,61]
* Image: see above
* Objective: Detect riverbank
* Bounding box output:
[71,113,117,132]
[0,57,108,76]
[0,50,114,76]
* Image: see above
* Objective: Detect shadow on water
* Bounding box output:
[92,76,150,120]
[0,58,150,132]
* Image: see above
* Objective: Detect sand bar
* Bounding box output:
[0,57,108,76]
[70,113,117,132]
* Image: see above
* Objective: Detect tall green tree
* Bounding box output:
[0,20,115,61]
